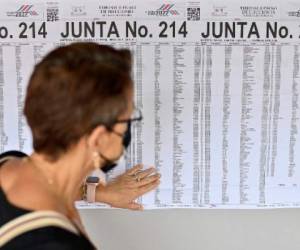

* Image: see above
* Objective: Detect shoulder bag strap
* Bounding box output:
[0,210,79,247]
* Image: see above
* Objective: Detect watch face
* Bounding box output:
[86,176,99,184]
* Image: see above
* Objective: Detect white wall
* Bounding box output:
[79,209,300,250]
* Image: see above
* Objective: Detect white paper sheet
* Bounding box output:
[1,0,300,209]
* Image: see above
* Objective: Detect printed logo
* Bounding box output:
[146,4,180,16]
[212,6,227,17]
[71,6,86,17]
[287,9,300,17]
[6,5,39,17]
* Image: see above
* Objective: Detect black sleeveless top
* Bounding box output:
[0,151,96,250]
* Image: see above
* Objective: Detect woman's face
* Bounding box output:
[99,87,134,163]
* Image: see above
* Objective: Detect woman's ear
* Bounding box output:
[86,125,107,150]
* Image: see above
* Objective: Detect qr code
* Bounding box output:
[47,7,59,22]
[187,7,200,21]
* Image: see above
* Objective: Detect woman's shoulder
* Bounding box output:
[0,151,29,200]
[0,151,26,204]
[0,150,28,185]
[0,151,58,215]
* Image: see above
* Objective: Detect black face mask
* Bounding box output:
[100,121,131,173]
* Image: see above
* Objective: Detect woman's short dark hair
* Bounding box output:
[24,42,132,161]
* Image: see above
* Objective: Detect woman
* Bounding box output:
[0,43,160,249]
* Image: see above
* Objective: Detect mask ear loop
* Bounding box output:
[98,121,130,173]
[99,153,117,173]
[98,139,125,173]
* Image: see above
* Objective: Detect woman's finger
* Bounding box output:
[136,167,157,180]
[126,164,143,176]
[137,179,160,196]
[126,202,143,211]
[134,173,160,187]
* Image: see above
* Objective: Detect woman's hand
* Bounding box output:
[95,164,160,210]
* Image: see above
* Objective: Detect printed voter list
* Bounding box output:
[1,0,300,209]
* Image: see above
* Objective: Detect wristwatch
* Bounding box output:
[85,176,100,203]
